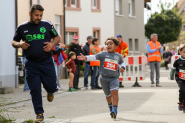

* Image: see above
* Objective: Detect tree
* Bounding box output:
[145,1,182,44]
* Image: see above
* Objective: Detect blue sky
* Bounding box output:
[144,0,178,24]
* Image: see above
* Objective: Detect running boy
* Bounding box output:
[170,44,185,112]
[77,37,125,119]
[65,51,77,92]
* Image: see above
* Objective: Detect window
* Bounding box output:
[129,0,135,17]
[91,0,101,12]
[93,27,101,41]
[65,0,68,7]
[129,39,133,53]
[135,39,139,52]
[71,0,77,8]
[115,0,122,15]
[92,0,97,9]
[65,0,81,11]
[55,15,61,35]
[65,27,79,44]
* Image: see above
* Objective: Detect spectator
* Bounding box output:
[163,47,172,70]
[65,51,77,92]
[90,38,102,89]
[171,47,176,56]
[68,36,83,90]
[83,36,93,89]
[52,40,66,89]
[147,33,163,87]
[115,35,128,88]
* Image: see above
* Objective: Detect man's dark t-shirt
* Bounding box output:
[13,20,58,61]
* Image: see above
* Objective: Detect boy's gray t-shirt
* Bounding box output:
[95,51,124,78]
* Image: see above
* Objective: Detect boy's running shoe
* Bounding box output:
[35,113,44,123]
[178,102,183,111]
[47,93,54,102]
[71,88,76,91]
[110,111,117,119]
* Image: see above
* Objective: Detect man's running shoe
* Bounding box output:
[178,102,183,111]
[151,83,154,87]
[35,113,44,123]
[47,93,54,102]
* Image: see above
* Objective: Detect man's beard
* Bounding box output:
[31,17,41,24]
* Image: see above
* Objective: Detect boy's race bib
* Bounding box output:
[179,69,185,80]
[104,58,118,71]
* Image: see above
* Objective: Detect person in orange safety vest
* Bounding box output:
[116,35,128,88]
[89,38,102,90]
[147,33,163,87]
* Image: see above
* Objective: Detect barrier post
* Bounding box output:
[132,77,142,87]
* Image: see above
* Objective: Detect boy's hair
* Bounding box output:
[92,38,99,45]
[105,37,119,46]
[179,44,185,52]
[69,51,76,59]
[30,4,44,13]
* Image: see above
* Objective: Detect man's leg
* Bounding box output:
[23,57,29,91]
[84,63,90,87]
[155,61,161,86]
[94,66,99,88]
[90,67,94,87]
[74,64,80,89]
[149,61,155,86]
[25,60,44,115]
[91,66,96,89]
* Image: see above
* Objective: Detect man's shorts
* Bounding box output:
[100,76,119,97]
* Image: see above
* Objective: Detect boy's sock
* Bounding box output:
[113,105,118,115]
[108,103,112,112]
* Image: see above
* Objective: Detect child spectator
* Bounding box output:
[77,37,125,119]
[170,44,185,112]
[65,51,77,92]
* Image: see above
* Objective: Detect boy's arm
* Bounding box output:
[77,53,97,61]
[170,67,176,80]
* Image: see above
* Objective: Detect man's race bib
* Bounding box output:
[179,69,185,80]
[104,58,118,71]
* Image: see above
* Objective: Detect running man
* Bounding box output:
[11,4,60,123]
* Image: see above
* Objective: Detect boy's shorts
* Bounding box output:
[100,76,119,97]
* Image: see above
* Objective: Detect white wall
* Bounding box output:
[66,0,114,47]
[0,0,16,87]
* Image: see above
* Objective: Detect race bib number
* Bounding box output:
[104,58,118,71]
[179,69,185,80]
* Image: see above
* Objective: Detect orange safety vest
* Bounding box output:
[90,45,100,66]
[147,41,161,62]
[115,40,128,57]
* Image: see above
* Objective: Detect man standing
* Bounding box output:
[83,36,93,89]
[68,36,83,90]
[11,4,60,122]
[115,35,128,88]
[147,33,163,87]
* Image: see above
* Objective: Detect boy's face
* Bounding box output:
[106,40,117,53]
[180,48,185,58]
[71,55,76,60]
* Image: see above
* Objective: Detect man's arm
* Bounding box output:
[12,40,30,50]
[147,44,157,53]
[43,35,60,52]
[159,45,163,53]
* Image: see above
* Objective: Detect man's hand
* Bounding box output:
[77,53,87,60]
[43,42,53,52]
[120,67,125,72]
[59,43,65,49]
[20,41,30,50]
[157,46,161,50]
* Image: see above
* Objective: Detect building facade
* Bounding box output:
[115,0,149,55]
[66,0,148,55]
[0,0,16,88]
[65,0,115,47]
